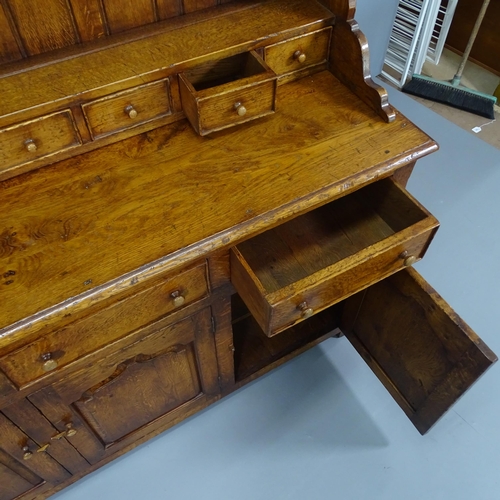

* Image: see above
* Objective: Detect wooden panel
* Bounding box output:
[318,0,356,20]
[2,398,90,475]
[0,449,41,500]
[0,262,209,389]
[102,0,156,34]
[156,0,183,19]
[0,412,71,488]
[182,0,217,14]
[83,79,172,139]
[29,308,219,464]
[7,0,78,55]
[329,19,395,123]
[0,71,437,336]
[0,3,22,64]
[0,110,81,175]
[445,0,500,75]
[342,269,497,434]
[68,0,107,42]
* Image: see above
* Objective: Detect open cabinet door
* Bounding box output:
[341,268,497,434]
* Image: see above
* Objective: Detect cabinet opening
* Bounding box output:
[234,178,430,294]
[231,294,342,383]
[184,52,269,91]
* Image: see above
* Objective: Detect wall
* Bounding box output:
[354,0,399,75]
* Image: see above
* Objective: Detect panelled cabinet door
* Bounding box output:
[0,413,71,500]
[28,308,220,465]
[341,268,497,434]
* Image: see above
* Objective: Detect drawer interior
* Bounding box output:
[235,178,430,294]
[185,52,270,92]
[232,294,341,383]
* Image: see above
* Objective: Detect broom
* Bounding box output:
[402,0,497,119]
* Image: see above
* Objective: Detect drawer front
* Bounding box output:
[83,79,172,139]
[0,262,209,389]
[231,178,439,337]
[264,28,331,76]
[267,229,436,334]
[197,79,276,135]
[0,110,81,173]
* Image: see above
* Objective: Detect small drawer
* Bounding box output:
[231,178,439,337]
[82,79,172,139]
[0,110,81,173]
[264,28,332,76]
[178,51,277,136]
[0,262,209,389]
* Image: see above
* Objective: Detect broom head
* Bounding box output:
[403,74,497,119]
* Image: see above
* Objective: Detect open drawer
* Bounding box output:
[341,268,497,434]
[231,178,439,337]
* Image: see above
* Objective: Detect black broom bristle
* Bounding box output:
[403,77,496,120]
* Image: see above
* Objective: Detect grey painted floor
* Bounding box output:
[52,81,500,500]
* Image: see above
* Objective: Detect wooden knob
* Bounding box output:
[22,446,33,460]
[24,139,37,153]
[298,302,314,319]
[65,423,77,437]
[400,251,418,267]
[234,102,247,117]
[125,105,138,119]
[170,290,186,308]
[41,353,58,372]
[404,255,417,267]
[294,50,307,64]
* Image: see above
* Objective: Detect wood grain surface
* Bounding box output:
[0,70,436,340]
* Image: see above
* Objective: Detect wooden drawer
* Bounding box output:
[0,110,81,174]
[0,262,209,390]
[82,79,172,139]
[231,178,439,337]
[264,28,331,76]
[178,51,277,136]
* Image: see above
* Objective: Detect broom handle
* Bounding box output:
[453,0,491,84]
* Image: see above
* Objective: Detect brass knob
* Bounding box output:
[400,251,418,267]
[65,423,77,437]
[234,102,247,117]
[22,446,33,460]
[298,301,314,319]
[37,443,50,453]
[294,50,307,64]
[170,290,186,308]
[41,352,58,372]
[125,105,138,119]
[24,139,37,153]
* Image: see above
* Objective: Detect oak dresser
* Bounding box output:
[0,1,496,498]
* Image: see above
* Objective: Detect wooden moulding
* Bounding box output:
[178,51,277,136]
[231,178,439,336]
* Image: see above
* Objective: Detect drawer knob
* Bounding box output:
[65,422,77,437]
[37,443,51,453]
[298,302,314,319]
[22,446,33,460]
[24,139,37,153]
[293,50,307,64]
[125,105,138,119]
[400,252,418,267]
[171,290,186,308]
[234,102,247,117]
[41,352,58,372]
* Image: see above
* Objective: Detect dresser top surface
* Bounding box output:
[0,70,436,337]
